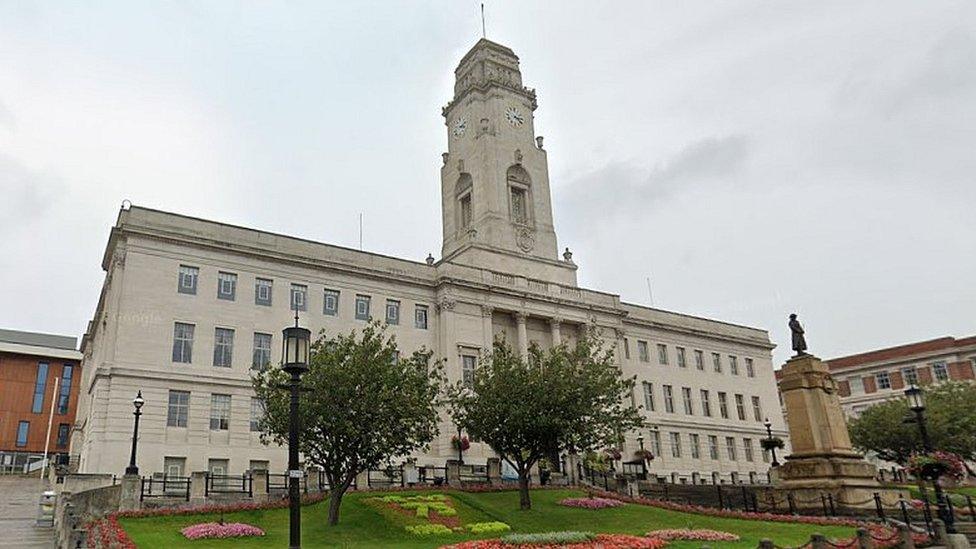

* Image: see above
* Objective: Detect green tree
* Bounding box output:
[848,381,976,469]
[253,323,444,525]
[450,332,645,510]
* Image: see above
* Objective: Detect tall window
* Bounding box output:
[663,385,675,413]
[323,289,340,316]
[649,431,662,455]
[209,394,231,430]
[57,424,70,447]
[642,382,655,412]
[690,433,701,459]
[745,358,755,377]
[876,371,892,389]
[167,390,190,427]
[386,300,400,325]
[178,265,198,295]
[255,278,273,306]
[250,398,264,432]
[172,322,194,363]
[623,339,630,359]
[290,284,307,312]
[252,333,272,370]
[355,295,371,320]
[681,387,694,415]
[415,305,429,329]
[676,347,687,368]
[657,344,669,365]
[694,350,704,370]
[700,389,712,417]
[459,194,472,228]
[510,187,528,223]
[743,438,754,462]
[729,355,739,375]
[637,341,649,362]
[932,362,949,382]
[32,362,49,413]
[213,328,234,368]
[718,392,729,419]
[708,435,719,460]
[734,393,746,420]
[217,272,237,301]
[462,355,477,388]
[725,437,737,460]
[16,421,29,447]
[670,432,682,458]
[751,396,763,421]
[902,367,919,386]
[57,364,73,414]
[712,352,722,373]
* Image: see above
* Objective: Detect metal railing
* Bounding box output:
[267,472,307,494]
[140,474,190,501]
[458,463,488,483]
[205,473,252,497]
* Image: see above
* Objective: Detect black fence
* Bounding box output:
[417,466,448,486]
[458,463,488,483]
[140,475,190,501]
[267,472,308,494]
[205,473,252,497]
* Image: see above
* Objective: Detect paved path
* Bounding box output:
[0,476,55,548]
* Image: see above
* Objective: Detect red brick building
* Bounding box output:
[824,335,976,418]
[0,328,83,473]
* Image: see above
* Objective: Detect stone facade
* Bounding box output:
[73,39,786,484]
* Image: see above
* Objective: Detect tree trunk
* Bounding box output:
[518,470,532,510]
[327,483,348,525]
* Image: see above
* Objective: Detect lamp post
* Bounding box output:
[125,391,145,475]
[456,425,464,465]
[637,435,647,479]
[282,312,311,549]
[904,384,955,533]
[763,417,780,467]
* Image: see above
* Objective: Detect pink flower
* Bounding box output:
[441,534,667,549]
[645,529,740,541]
[181,522,265,540]
[558,497,624,509]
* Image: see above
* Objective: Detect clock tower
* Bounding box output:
[440,39,576,285]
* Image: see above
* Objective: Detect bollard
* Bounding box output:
[810,533,827,549]
[897,524,915,549]
[758,539,774,549]
[855,528,873,549]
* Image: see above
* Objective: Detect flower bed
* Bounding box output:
[558,496,624,509]
[441,534,667,549]
[645,528,740,541]
[468,521,512,534]
[500,531,595,544]
[180,522,265,540]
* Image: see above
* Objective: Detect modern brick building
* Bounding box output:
[0,328,83,473]
[826,335,976,418]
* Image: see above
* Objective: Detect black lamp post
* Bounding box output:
[456,425,464,465]
[125,391,145,475]
[905,384,955,533]
[282,313,311,549]
[764,417,780,467]
[637,435,647,479]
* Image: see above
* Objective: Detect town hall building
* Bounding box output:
[73,39,786,484]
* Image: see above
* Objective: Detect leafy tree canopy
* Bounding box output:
[253,322,444,525]
[450,332,645,510]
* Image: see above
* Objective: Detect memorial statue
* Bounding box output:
[789,314,807,355]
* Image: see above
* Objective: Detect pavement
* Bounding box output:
[0,475,55,548]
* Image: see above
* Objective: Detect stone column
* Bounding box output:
[515,312,529,359]
[481,305,494,350]
[564,454,580,485]
[355,470,370,491]
[487,458,502,486]
[189,471,207,505]
[252,470,269,502]
[446,459,461,488]
[118,474,141,512]
[550,317,562,346]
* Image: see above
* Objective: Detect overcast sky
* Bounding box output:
[1,1,973,365]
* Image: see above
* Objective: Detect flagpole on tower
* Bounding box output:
[481,3,486,38]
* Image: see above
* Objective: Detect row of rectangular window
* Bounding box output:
[636,382,764,422]
[167,390,265,432]
[14,420,70,448]
[849,362,951,394]
[624,341,755,378]
[178,266,430,329]
[30,362,74,415]
[646,431,765,462]
[173,324,277,369]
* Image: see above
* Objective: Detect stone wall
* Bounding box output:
[55,484,121,549]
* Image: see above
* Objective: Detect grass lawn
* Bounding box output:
[120,489,857,548]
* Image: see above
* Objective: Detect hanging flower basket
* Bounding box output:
[634,450,655,462]
[907,452,966,481]
[760,437,785,451]
[451,435,471,452]
[604,448,622,461]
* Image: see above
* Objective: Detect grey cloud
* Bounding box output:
[0,153,63,233]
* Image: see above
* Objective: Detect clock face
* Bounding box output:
[505,106,524,127]
[452,117,467,137]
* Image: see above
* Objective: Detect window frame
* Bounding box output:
[213,327,235,368]
[694,349,704,370]
[637,340,649,363]
[752,396,763,422]
[712,352,722,373]
[16,421,29,447]
[414,305,429,330]
[876,371,892,390]
[57,364,73,414]
[250,397,264,432]
[745,357,755,377]
[32,362,49,414]
[56,423,70,448]
[657,344,669,365]
[178,265,199,295]
[255,278,273,306]
[172,322,195,363]
[718,391,729,419]
[167,390,190,428]
[355,295,371,321]
[217,271,237,301]
[642,381,655,412]
[734,393,746,420]
[385,299,400,325]
[461,354,477,389]
[323,289,340,316]
[663,384,675,413]
[290,284,308,312]
[700,389,712,417]
[729,355,739,375]
[681,386,694,415]
[209,394,231,431]
[676,347,687,368]
[252,332,272,370]
[932,362,949,382]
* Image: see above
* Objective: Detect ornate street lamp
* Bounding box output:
[764,418,780,467]
[125,391,145,475]
[904,384,955,533]
[456,425,465,465]
[282,313,311,549]
[636,435,647,479]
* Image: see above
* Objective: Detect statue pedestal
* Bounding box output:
[774,354,904,508]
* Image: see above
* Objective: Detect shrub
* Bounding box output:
[406,523,453,535]
[468,521,511,534]
[180,522,265,540]
[558,497,624,509]
[645,529,740,541]
[500,531,596,544]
